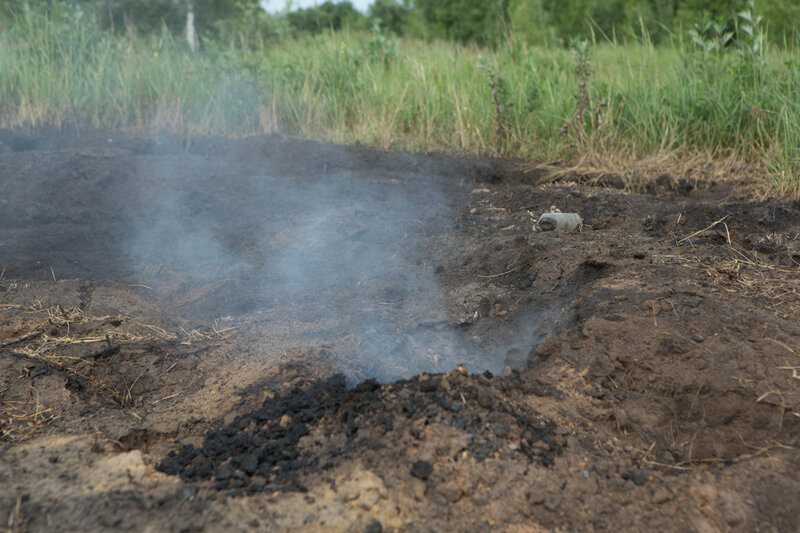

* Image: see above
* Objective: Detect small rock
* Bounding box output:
[364,520,383,533]
[622,468,649,486]
[476,390,493,408]
[410,460,433,480]
[215,464,234,481]
[239,454,258,475]
[433,481,464,504]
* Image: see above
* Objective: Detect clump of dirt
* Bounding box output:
[158,370,560,493]
[1,129,799,532]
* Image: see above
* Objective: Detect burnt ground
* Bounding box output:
[1,130,799,532]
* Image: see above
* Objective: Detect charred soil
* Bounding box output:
[1,130,799,532]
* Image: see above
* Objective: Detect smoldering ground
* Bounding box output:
[127,164,460,381]
[2,131,547,382]
[126,161,552,381]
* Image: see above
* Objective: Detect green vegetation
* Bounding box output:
[0,1,798,195]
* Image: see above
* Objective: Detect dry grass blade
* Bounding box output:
[776,366,800,379]
[640,457,692,471]
[677,215,730,244]
[0,331,42,348]
[8,496,22,532]
[122,367,150,408]
[476,264,523,278]
[766,338,800,358]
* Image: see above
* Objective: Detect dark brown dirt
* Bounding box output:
[1,130,799,532]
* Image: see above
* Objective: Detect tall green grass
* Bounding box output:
[1,4,798,195]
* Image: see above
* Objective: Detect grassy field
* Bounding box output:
[1,5,798,195]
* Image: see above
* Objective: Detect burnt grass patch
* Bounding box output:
[158,369,561,493]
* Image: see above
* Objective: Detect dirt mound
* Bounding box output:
[158,370,560,493]
[1,129,799,532]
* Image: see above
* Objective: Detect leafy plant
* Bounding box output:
[561,40,605,149]
[477,55,513,153]
[687,11,733,56]
[366,22,398,67]
[734,1,766,72]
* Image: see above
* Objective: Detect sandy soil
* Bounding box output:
[1,130,799,532]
